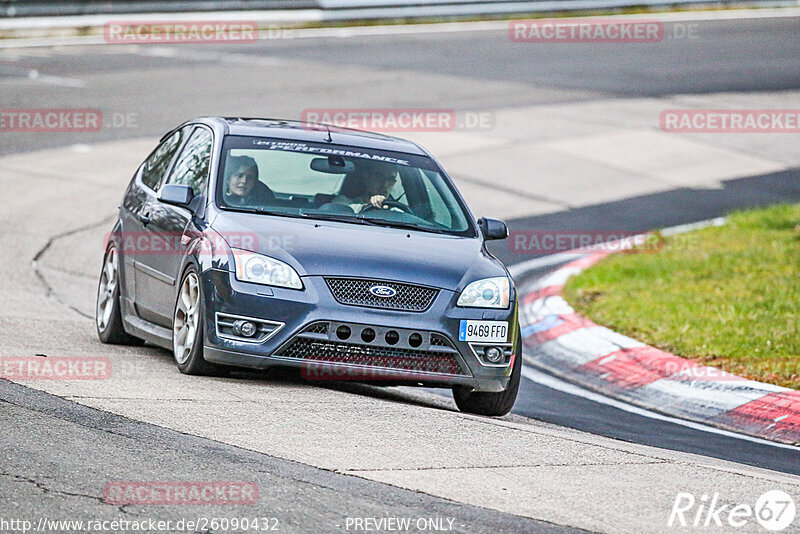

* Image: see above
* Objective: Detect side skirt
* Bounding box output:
[120,296,173,350]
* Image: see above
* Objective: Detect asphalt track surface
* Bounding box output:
[0,378,569,534]
[2,12,800,533]
[2,15,800,156]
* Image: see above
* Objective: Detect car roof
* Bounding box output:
[196,117,429,157]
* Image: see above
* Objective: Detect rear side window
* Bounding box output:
[165,127,213,196]
[141,128,185,190]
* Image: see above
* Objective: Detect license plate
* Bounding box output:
[458,320,508,342]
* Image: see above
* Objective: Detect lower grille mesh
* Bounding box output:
[306,323,329,334]
[276,338,468,376]
[430,334,452,347]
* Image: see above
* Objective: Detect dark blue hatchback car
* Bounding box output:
[96,117,520,415]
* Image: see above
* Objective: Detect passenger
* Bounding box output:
[222,155,274,207]
[332,160,397,213]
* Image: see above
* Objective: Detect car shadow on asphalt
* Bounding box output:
[226,362,458,412]
[102,334,457,413]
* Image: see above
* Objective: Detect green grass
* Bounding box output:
[563,203,800,389]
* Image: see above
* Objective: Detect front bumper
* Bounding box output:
[201,269,518,392]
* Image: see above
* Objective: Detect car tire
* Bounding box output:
[96,244,145,346]
[172,266,229,377]
[452,332,522,416]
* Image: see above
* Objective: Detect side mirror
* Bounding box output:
[478,217,509,241]
[159,183,194,207]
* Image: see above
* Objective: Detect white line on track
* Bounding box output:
[507,252,584,278]
[25,68,86,87]
[521,365,800,450]
[660,216,726,236]
[0,66,86,87]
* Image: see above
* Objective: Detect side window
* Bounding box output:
[165,127,213,196]
[141,128,185,190]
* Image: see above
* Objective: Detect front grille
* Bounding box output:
[276,338,468,376]
[306,322,329,334]
[430,334,451,347]
[325,278,438,312]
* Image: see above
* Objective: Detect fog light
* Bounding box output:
[361,328,376,343]
[385,330,400,345]
[336,325,351,340]
[408,333,423,348]
[485,346,504,364]
[233,320,257,337]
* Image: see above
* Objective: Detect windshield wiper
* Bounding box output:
[238,209,450,234]
[355,216,451,234]
[300,212,383,226]
[224,206,304,219]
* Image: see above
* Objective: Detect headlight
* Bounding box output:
[457,277,510,308]
[232,249,303,290]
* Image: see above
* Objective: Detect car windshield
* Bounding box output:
[216,136,473,236]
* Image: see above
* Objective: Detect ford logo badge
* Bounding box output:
[369,285,396,298]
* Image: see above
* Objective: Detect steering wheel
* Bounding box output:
[361,199,414,214]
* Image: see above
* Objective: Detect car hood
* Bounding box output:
[210,211,507,291]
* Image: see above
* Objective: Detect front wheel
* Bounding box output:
[453,334,522,416]
[172,266,228,376]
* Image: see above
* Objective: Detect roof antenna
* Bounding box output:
[324,124,333,143]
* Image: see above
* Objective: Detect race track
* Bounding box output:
[1,10,800,533]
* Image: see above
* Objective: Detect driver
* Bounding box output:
[222,155,274,207]
[331,160,397,213]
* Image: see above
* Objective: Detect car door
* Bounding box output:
[135,125,213,326]
[121,126,188,322]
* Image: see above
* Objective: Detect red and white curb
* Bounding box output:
[516,228,800,446]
